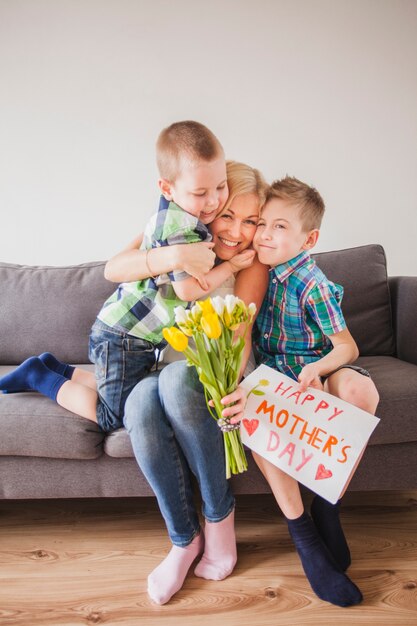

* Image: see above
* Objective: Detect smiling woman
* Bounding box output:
[118,160,269,605]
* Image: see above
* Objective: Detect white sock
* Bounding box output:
[194,510,237,581]
[147,532,204,605]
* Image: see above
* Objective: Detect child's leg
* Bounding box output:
[0,357,99,422]
[252,452,362,607]
[310,368,380,570]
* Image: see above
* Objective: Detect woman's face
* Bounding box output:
[210,193,260,261]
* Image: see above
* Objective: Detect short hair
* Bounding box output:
[156,120,224,181]
[265,176,325,231]
[221,160,267,216]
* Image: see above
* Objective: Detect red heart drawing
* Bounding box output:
[315,464,333,480]
[242,418,259,436]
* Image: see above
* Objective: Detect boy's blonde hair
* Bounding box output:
[221,160,267,215]
[156,120,224,181]
[266,176,325,231]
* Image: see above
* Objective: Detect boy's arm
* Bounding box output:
[104,234,216,285]
[298,328,359,392]
[172,249,256,302]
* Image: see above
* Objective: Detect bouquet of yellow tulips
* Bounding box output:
[162,295,256,479]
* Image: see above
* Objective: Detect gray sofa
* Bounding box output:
[1,244,416,499]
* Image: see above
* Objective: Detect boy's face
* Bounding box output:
[253,198,318,267]
[159,156,228,224]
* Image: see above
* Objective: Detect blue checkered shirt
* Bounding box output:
[253,251,346,380]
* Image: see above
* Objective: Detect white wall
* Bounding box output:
[1,0,416,275]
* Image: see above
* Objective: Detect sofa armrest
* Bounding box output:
[389,276,417,365]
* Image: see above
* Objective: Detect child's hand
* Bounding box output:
[208,386,247,424]
[298,363,324,393]
[228,249,256,273]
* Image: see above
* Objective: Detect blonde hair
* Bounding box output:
[156,120,224,181]
[220,160,267,216]
[266,176,325,230]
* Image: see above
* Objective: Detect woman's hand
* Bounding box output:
[227,249,256,273]
[209,386,247,424]
[177,241,216,290]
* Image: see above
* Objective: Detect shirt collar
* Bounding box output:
[271,250,311,282]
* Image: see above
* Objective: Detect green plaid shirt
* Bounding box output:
[97,196,212,344]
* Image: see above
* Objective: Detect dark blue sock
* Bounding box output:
[287,511,362,607]
[39,352,75,379]
[311,495,351,571]
[2,353,75,394]
[0,356,67,401]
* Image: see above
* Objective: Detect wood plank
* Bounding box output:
[0,492,416,625]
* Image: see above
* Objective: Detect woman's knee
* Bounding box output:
[123,372,160,432]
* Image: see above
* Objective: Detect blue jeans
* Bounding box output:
[123,361,235,547]
[89,319,157,432]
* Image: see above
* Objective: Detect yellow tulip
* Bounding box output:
[197,299,215,316]
[162,327,189,352]
[201,312,222,340]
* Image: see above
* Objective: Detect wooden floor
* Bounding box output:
[0,491,416,626]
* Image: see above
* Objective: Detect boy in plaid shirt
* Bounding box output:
[0,121,253,430]
[251,177,379,607]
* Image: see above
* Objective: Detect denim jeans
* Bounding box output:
[123,361,234,547]
[89,319,157,432]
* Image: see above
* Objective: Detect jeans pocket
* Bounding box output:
[122,336,155,353]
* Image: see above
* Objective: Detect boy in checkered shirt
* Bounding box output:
[0,121,252,431]
[251,176,379,607]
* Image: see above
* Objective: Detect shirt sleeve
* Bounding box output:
[305,281,346,336]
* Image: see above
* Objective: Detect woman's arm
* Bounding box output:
[104,234,216,285]
[234,258,269,377]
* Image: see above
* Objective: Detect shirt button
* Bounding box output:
[272,278,277,284]
[278,360,283,365]
[264,333,268,339]
[268,306,273,311]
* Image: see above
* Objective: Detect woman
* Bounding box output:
[105,161,268,604]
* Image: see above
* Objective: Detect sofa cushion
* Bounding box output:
[0,366,104,459]
[0,261,114,364]
[104,428,134,458]
[313,245,395,356]
[357,355,417,445]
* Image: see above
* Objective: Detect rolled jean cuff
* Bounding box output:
[171,526,202,548]
[203,500,235,524]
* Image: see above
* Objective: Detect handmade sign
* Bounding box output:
[239,364,380,503]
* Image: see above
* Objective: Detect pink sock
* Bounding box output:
[194,509,237,581]
[147,532,204,605]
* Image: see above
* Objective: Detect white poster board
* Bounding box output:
[240,364,380,503]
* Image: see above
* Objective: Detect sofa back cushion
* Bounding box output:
[313,244,395,356]
[0,262,114,364]
[0,244,395,365]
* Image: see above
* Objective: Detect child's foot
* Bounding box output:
[39,352,75,379]
[287,511,362,607]
[1,353,74,394]
[311,495,351,571]
[0,356,67,400]
[147,532,204,605]
[194,509,237,580]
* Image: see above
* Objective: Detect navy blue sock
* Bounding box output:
[2,353,74,394]
[0,356,67,401]
[287,511,362,607]
[311,495,351,571]
[39,352,75,379]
